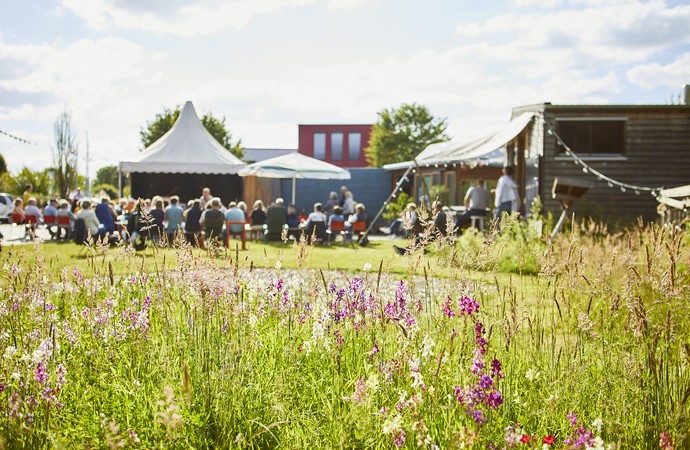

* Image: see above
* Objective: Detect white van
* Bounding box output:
[0,193,14,222]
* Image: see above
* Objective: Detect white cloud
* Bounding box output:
[61,0,317,36]
[327,0,368,10]
[626,52,690,90]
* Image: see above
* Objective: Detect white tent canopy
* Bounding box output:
[119,100,244,175]
[383,112,536,170]
[238,152,351,204]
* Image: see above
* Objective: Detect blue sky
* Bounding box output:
[1,0,689,177]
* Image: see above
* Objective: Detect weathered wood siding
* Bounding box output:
[537,106,690,225]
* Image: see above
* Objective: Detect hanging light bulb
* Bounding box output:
[634,190,640,195]
[620,187,626,192]
[547,129,553,135]
[607,182,614,188]
[582,167,588,173]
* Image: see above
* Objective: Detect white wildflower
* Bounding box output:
[591,418,603,430]
[363,262,372,272]
[3,346,17,359]
[365,372,379,394]
[382,414,403,435]
[420,335,435,359]
[525,368,540,382]
[587,436,605,450]
[274,260,282,270]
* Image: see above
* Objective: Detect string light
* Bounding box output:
[0,129,40,146]
[542,113,663,195]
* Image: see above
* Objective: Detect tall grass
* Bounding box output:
[0,219,687,448]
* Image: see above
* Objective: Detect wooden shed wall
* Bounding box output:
[538,106,690,225]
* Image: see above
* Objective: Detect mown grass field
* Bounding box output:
[1,216,688,449]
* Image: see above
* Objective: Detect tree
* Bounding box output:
[94,165,119,187]
[52,110,80,198]
[0,154,7,175]
[140,106,245,160]
[364,103,450,167]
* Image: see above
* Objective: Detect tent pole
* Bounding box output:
[359,166,414,244]
[118,165,122,200]
[292,177,296,205]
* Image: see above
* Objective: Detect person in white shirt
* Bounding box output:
[76,200,105,240]
[494,166,519,223]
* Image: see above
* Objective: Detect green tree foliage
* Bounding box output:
[94,165,119,187]
[52,110,80,198]
[0,154,7,175]
[365,103,450,167]
[140,106,245,160]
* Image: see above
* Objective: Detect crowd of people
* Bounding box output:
[6,183,371,249]
[6,167,520,253]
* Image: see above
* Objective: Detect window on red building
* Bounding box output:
[331,133,343,160]
[348,132,361,160]
[314,132,326,160]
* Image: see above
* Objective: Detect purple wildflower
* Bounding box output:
[35,362,47,384]
[392,429,406,448]
[486,391,503,409]
[490,358,504,379]
[567,411,577,426]
[479,375,494,390]
[472,409,486,425]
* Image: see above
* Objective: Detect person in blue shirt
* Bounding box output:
[225,201,246,236]
[164,195,184,243]
[95,197,116,234]
[44,198,59,239]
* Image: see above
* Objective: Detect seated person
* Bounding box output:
[225,201,246,236]
[11,198,25,223]
[24,197,43,237]
[164,196,184,243]
[394,200,448,255]
[345,203,368,240]
[328,206,345,229]
[44,198,59,239]
[265,198,288,241]
[184,200,202,246]
[95,197,117,234]
[286,203,301,238]
[249,200,267,239]
[148,197,165,242]
[57,200,76,239]
[201,197,225,245]
[455,179,491,230]
[303,202,327,243]
[76,199,106,241]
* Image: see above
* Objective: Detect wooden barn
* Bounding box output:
[385,101,690,226]
[513,103,690,224]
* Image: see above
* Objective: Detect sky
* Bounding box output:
[1,0,689,179]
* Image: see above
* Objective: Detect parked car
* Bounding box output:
[0,193,14,223]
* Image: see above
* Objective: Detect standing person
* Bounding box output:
[338,185,348,207]
[324,191,339,216]
[342,190,355,218]
[494,166,519,223]
[200,187,213,209]
[165,196,184,243]
[456,179,491,230]
[22,184,34,206]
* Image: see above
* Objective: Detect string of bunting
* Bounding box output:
[0,129,40,146]
[541,114,664,198]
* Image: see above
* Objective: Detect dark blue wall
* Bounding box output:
[280,168,391,224]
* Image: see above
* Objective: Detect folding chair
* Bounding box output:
[57,215,72,240]
[24,214,39,240]
[44,215,58,240]
[326,220,345,245]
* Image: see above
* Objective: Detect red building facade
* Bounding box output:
[298,124,372,168]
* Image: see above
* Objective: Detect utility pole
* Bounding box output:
[85,131,90,196]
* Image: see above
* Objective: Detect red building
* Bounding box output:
[298,124,372,168]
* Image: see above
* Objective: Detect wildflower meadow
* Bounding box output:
[0,216,688,449]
